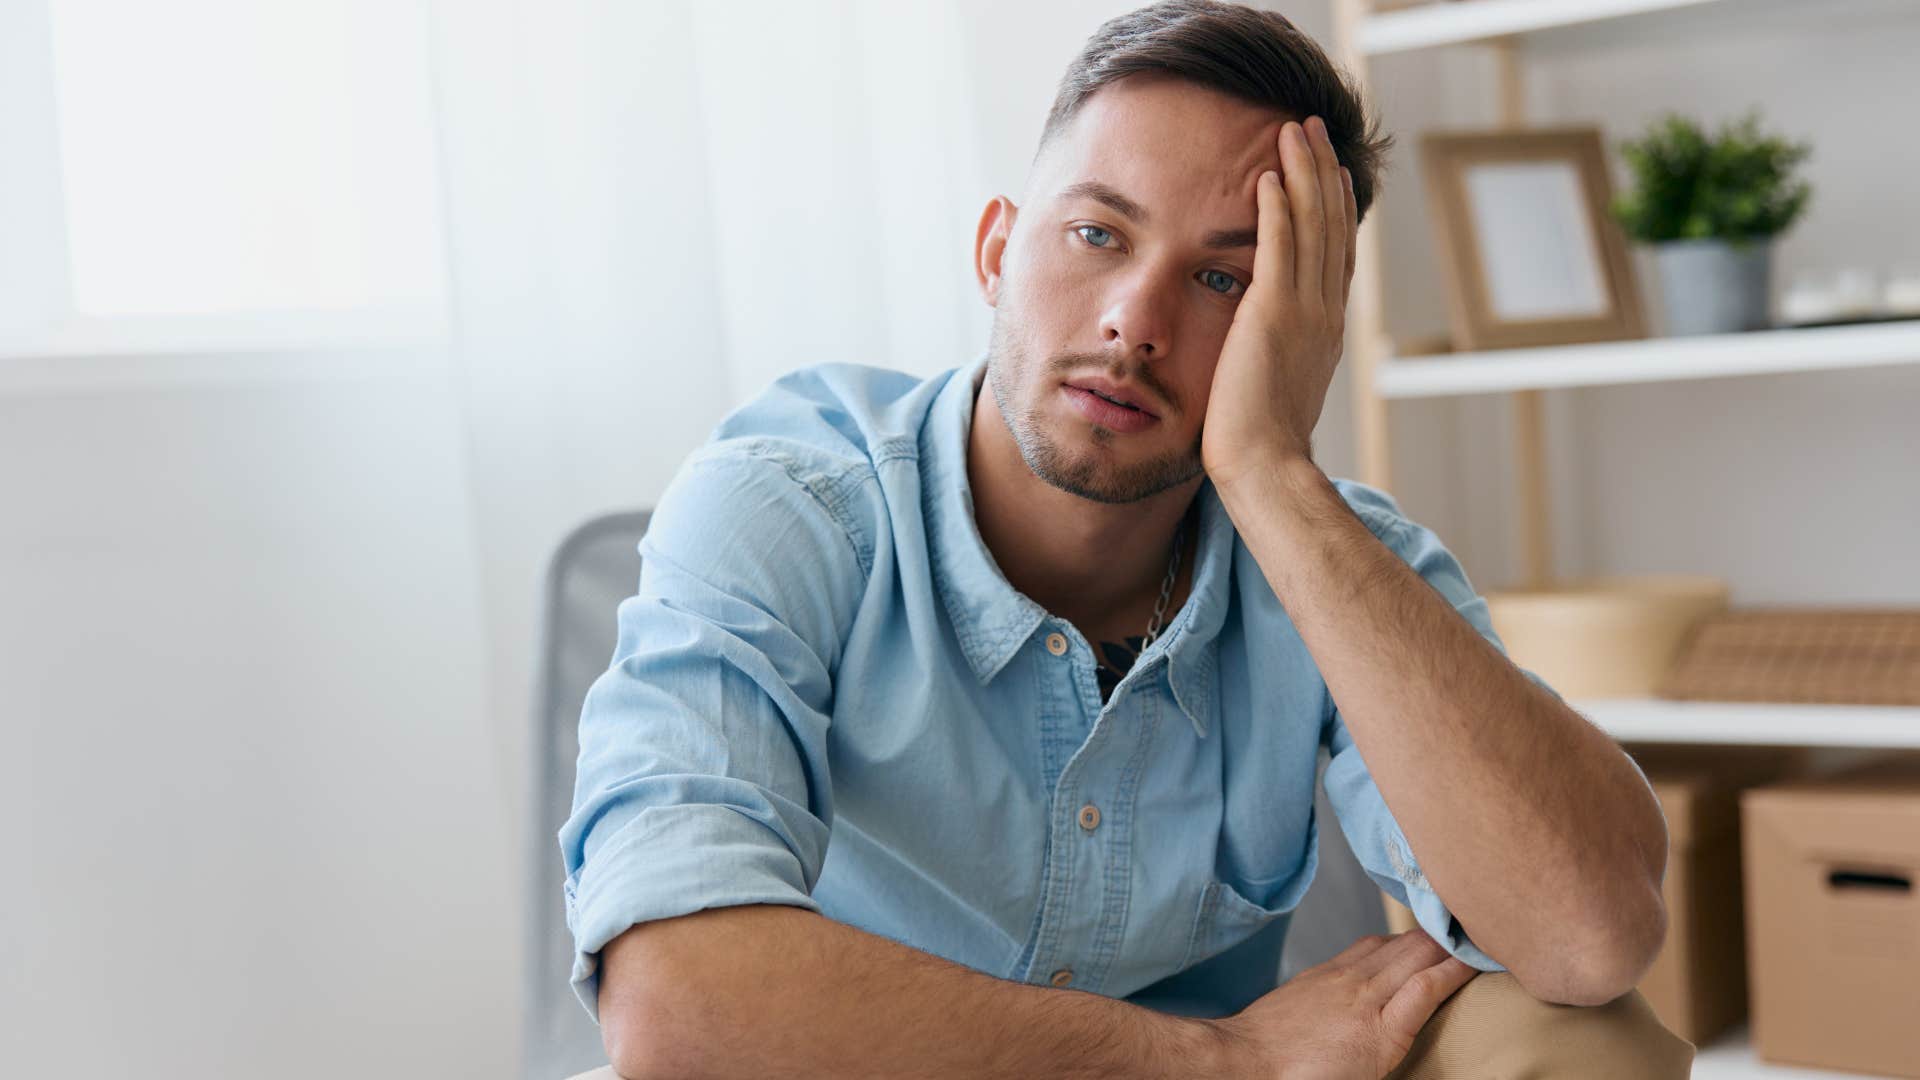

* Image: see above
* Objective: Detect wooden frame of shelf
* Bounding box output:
[1335,0,1569,590]
[1330,9,1915,1075]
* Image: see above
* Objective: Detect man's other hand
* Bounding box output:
[1210,928,1478,1080]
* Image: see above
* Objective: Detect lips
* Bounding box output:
[1063,383,1161,434]
[1063,378,1158,418]
[1085,386,1139,410]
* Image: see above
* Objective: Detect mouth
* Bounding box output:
[1063,380,1158,419]
[1085,386,1142,411]
[1062,382,1161,433]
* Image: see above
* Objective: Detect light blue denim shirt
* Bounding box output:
[561,357,1577,1022]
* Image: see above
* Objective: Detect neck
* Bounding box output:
[967,378,1202,632]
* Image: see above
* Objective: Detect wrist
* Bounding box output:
[1190,1015,1260,1080]
[1212,444,1324,514]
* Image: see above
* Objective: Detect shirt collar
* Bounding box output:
[920,356,1232,739]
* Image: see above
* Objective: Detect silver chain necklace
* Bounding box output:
[1139,524,1185,651]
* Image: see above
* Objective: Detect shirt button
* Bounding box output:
[1077,804,1101,831]
[1045,632,1068,656]
[1050,968,1074,987]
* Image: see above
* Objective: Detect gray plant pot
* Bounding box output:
[1651,238,1774,336]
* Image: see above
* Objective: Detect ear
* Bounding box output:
[973,195,1017,307]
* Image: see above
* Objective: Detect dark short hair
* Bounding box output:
[1040,0,1393,225]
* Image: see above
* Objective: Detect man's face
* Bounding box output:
[979,75,1289,504]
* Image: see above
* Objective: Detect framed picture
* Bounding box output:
[1419,127,1646,351]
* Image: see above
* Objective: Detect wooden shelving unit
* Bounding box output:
[1328,4,1915,1075]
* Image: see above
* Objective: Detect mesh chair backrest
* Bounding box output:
[524,510,651,1080]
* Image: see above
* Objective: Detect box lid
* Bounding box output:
[1629,745,1809,848]
[1744,753,1920,802]
[1741,753,1920,864]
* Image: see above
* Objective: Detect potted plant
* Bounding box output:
[1609,110,1812,335]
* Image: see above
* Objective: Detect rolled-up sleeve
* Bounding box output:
[1318,482,1569,974]
[558,439,872,1021]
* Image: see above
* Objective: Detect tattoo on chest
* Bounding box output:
[1094,634,1148,700]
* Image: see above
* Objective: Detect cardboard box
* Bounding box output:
[1626,745,1808,1045]
[1742,753,1920,1077]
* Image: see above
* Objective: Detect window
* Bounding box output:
[1,0,447,361]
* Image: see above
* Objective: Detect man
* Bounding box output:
[560,2,1690,1077]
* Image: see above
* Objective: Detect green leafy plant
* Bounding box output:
[1608,109,1812,249]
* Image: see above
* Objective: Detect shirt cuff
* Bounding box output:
[1380,829,1506,973]
[563,801,823,1022]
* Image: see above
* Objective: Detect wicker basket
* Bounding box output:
[1485,575,1730,699]
[1659,608,1920,705]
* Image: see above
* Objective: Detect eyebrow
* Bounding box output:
[1059,179,1258,251]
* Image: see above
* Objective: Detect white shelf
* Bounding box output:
[1372,319,1920,398]
[1358,0,1732,55]
[1694,1027,1874,1078]
[1577,698,1920,749]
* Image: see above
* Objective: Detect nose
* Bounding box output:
[1098,269,1175,361]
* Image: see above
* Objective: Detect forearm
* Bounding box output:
[598,904,1232,1080]
[1216,455,1667,1003]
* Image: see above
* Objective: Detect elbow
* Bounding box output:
[605,1043,681,1080]
[1529,886,1669,1007]
[604,984,719,1080]
[598,925,706,1080]
[602,1033,649,1080]
[601,984,676,1080]
[599,905,802,1078]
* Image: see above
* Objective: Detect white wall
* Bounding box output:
[3,1,745,1075]
[0,363,517,1076]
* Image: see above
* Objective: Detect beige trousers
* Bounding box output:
[565,971,1694,1079]
[1384,972,1694,1079]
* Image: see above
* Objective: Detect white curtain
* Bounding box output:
[428,0,1165,821]
[426,1,1138,1072]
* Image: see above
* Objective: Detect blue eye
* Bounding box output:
[1200,269,1242,295]
[1075,225,1115,248]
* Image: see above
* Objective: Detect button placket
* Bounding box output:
[1028,626,1118,996]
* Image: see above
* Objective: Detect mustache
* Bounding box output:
[1044,352,1180,415]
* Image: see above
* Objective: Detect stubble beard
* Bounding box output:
[984,308,1205,506]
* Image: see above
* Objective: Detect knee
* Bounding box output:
[1388,972,1694,1080]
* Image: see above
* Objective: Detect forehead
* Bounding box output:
[1043,76,1290,212]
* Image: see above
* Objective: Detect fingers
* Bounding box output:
[1380,956,1477,1040]
[1369,930,1453,990]
[1345,929,1438,981]
[1319,932,1480,1050]
[1256,117,1355,317]
[1327,932,1396,967]
[1279,120,1323,311]
[1304,116,1346,314]
[1254,166,1294,301]
[1341,165,1358,308]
